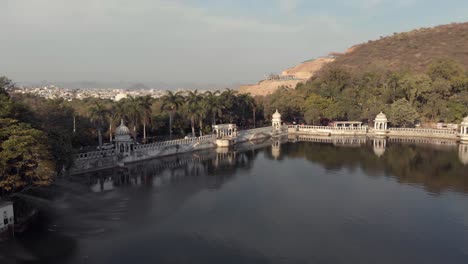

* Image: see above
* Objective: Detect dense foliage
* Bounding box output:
[261,59,468,126]
[1,78,265,194]
[0,78,55,194]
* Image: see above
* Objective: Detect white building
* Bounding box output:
[114,93,128,101]
[374,112,389,136]
[0,201,14,233]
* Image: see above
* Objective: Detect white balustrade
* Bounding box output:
[388,128,457,135]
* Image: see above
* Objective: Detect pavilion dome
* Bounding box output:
[375,112,388,122]
[115,119,130,136]
[272,109,281,119]
[462,116,468,125]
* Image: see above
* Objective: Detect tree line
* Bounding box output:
[0,80,263,194]
[1,58,467,194]
[72,88,261,149]
[261,58,468,127]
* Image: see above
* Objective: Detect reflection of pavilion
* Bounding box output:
[271,135,288,160]
[332,136,367,147]
[459,144,468,165]
[373,138,386,157]
[460,117,468,143]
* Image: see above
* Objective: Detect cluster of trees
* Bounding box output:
[0,78,55,194]
[1,78,263,194]
[261,59,468,127]
[65,88,261,149]
[1,58,467,194]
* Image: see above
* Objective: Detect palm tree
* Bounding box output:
[161,91,184,138]
[204,90,222,125]
[185,90,203,137]
[220,88,237,123]
[239,94,257,128]
[198,94,212,136]
[138,96,153,142]
[125,96,142,141]
[89,101,108,149]
[107,104,125,142]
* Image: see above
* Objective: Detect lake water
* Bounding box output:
[2,137,468,264]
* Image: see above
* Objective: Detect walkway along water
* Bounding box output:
[70,110,468,175]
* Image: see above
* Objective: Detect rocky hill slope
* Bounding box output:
[238,22,468,97]
[331,22,468,72]
[238,57,334,96]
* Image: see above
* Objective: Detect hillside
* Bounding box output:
[331,22,468,72]
[281,57,335,79]
[238,57,334,96]
[238,79,302,96]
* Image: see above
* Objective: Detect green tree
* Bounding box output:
[303,94,333,124]
[204,90,223,125]
[389,99,419,127]
[138,96,153,142]
[161,91,184,138]
[124,96,142,140]
[0,119,55,194]
[185,90,203,137]
[89,101,108,148]
[427,58,465,81]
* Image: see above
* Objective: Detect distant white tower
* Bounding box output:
[374,112,388,136]
[272,109,282,132]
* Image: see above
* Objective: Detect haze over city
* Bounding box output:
[2,0,468,88]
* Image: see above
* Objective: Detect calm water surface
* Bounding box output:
[2,138,468,264]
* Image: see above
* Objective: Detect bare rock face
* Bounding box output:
[238,79,302,96]
[237,57,334,96]
[280,57,335,80]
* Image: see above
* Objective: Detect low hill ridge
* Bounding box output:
[331,22,468,71]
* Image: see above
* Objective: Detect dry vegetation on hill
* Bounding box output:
[332,22,468,72]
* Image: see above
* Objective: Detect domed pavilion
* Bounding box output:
[114,119,134,156]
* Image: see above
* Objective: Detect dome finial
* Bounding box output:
[120,119,124,125]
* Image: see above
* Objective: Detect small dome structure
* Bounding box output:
[272,109,281,119]
[374,112,389,134]
[115,119,130,136]
[462,116,468,125]
[272,109,282,132]
[375,112,387,122]
[114,119,133,156]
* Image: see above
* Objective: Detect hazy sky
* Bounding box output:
[1,0,467,86]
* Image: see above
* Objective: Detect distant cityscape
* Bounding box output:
[10,85,212,101]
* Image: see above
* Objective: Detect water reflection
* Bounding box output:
[2,137,467,264]
[283,135,467,194]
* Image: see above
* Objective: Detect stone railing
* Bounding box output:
[387,137,458,145]
[75,149,115,160]
[134,134,216,151]
[388,128,457,135]
[287,125,367,131]
[239,126,273,135]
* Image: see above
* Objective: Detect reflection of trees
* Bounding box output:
[283,142,468,194]
[81,148,261,192]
